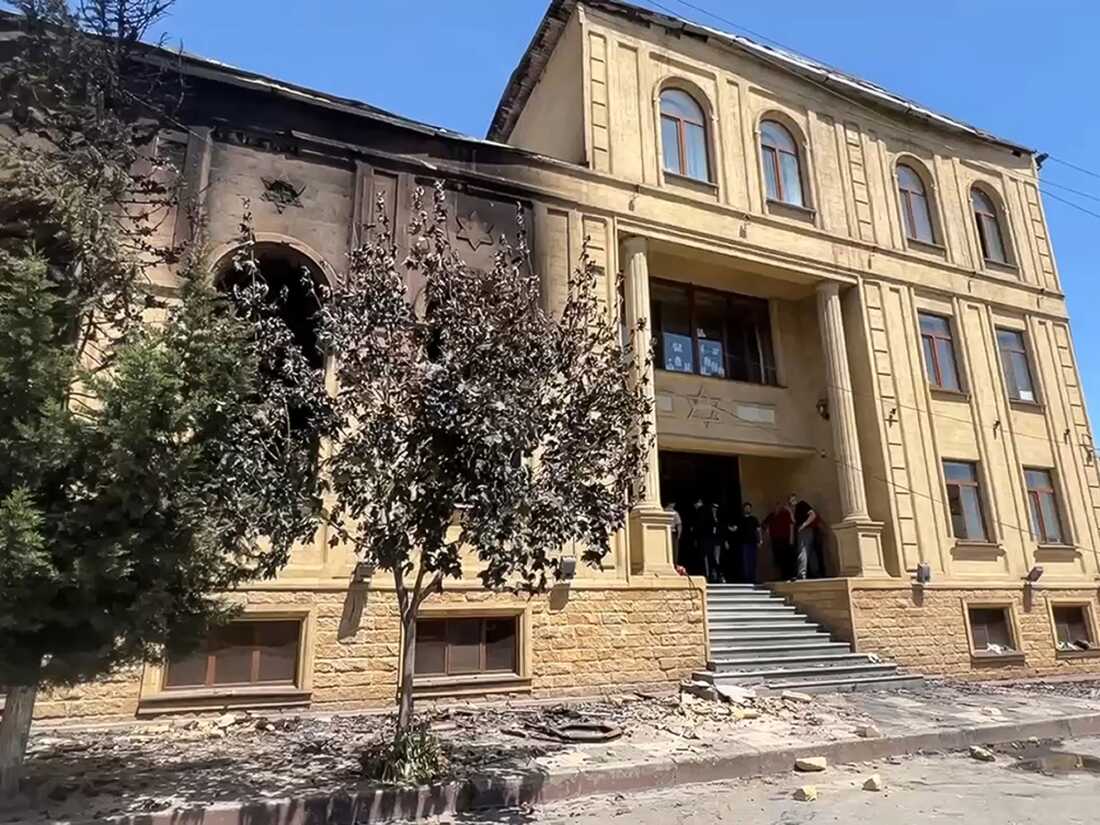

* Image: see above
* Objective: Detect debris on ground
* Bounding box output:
[781,690,813,703]
[855,724,882,739]
[794,756,827,772]
[794,785,818,801]
[863,773,883,791]
[969,745,996,762]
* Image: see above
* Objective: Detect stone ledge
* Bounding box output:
[96,712,1100,825]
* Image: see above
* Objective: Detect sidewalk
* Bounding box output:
[6,679,1100,824]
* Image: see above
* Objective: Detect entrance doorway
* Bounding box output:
[659,450,741,579]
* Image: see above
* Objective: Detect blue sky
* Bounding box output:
[156,0,1100,424]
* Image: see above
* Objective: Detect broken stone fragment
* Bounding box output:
[715,684,756,705]
[855,724,882,738]
[781,690,813,703]
[794,785,817,801]
[795,756,827,772]
[863,774,883,791]
[969,745,996,762]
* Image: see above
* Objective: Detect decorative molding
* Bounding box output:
[261,177,306,213]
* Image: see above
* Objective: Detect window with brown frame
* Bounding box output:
[918,312,962,391]
[650,281,777,385]
[1052,605,1093,652]
[971,187,1009,264]
[760,120,805,207]
[660,89,710,182]
[1025,468,1065,545]
[415,617,518,678]
[897,164,936,244]
[967,606,1017,654]
[996,328,1037,403]
[164,620,301,690]
[943,460,989,542]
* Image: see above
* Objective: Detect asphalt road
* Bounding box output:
[447,737,1100,825]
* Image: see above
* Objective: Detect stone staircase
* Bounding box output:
[693,583,923,693]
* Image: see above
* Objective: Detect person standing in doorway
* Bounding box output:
[697,498,723,583]
[793,496,818,580]
[733,502,762,583]
[763,499,795,581]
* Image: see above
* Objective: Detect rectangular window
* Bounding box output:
[996,328,1037,403]
[651,281,777,386]
[414,617,518,678]
[1052,605,1093,652]
[968,606,1017,654]
[918,312,961,391]
[1024,468,1065,545]
[164,620,301,690]
[943,460,988,541]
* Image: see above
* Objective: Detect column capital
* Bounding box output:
[621,235,649,258]
[815,280,842,298]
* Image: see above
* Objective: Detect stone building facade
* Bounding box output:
[23,0,1100,721]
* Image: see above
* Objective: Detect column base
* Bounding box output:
[628,504,679,577]
[831,518,887,577]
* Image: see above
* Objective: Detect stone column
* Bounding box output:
[816,282,886,577]
[622,237,677,576]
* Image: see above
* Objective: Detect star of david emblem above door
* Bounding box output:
[455,211,495,251]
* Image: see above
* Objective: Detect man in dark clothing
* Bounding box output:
[793,496,819,580]
[763,499,795,580]
[732,502,762,583]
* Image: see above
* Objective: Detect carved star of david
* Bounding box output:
[686,385,724,426]
[456,211,495,251]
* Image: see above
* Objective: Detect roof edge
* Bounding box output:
[488,0,1034,156]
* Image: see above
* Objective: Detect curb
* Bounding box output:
[109,711,1100,824]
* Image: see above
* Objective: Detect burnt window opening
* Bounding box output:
[216,244,327,444]
[217,245,325,371]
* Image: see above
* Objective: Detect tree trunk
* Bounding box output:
[0,680,39,799]
[395,607,417,737]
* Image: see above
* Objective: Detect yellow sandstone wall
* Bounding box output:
[32,583,707,724]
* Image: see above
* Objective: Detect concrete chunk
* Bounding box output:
[794,785,818,801]
[795,756,827,772]
[855,724,882,738]
[863,774,883,792]
[969,745,996,762]
[781,690,813,703]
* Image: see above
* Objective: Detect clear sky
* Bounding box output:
[154,0,1100,426]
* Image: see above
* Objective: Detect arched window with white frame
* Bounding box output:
[659,88,710,182]
[760,119,805,207]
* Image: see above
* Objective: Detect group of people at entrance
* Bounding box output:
[666,494,825,583]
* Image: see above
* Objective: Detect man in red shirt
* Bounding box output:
[763,498,795,581]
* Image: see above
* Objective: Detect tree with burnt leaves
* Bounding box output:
[317,183,653,753]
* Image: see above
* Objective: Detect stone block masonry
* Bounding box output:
[851,584,1100,679]
[30,583,707,723]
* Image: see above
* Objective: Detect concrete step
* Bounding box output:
[708,641,853,659]
[708,602,796,616]
[709,653,872,672]
[706,593,787,604]
[698,662,901,683]
[708,627,832,642]
[706,584,764,591]
[763,673,925,693]
[706,615,814,627]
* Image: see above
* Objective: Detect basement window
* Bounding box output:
[967,606,1017,657]
[164,620,302,690]
[1052,605,1094,653]
[415,617,519,678]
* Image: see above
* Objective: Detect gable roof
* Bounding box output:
[487,0,1033,155]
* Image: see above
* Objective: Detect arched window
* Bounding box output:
[897,164,936,244]
[660,88,710,181]
[760,120,805,206]
[971,187,1009,264]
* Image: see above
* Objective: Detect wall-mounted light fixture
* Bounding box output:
[915,562,932,585]
[352,561,376,583]
[816,398,830,421]
[1024,565,1044,584]
[559,557,578,580]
